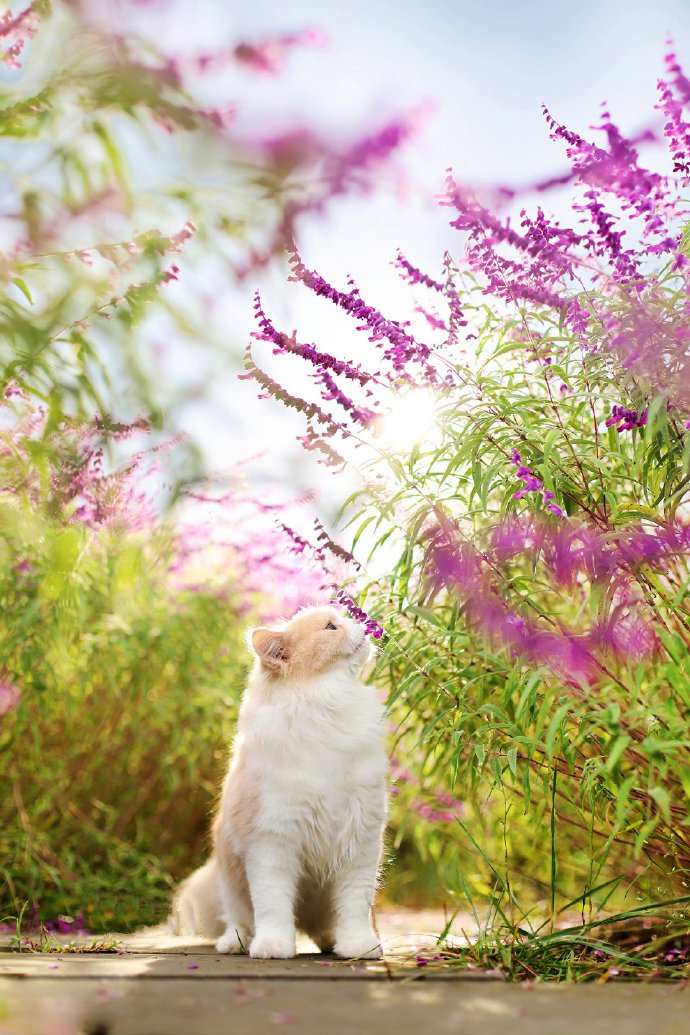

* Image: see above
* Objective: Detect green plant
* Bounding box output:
[243,51,690,974]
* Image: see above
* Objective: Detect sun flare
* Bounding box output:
[376,390,439,453]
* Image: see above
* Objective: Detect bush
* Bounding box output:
[1,2,398,931]
[244,50,690,936]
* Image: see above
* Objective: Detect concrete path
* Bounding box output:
[0,911,687,1034]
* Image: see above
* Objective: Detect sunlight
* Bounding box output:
[376,389,439,453]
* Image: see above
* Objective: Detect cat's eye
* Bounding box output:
[325,621,338,630]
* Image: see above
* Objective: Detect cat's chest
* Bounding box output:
[261,758,384,864]
[244,700,386,823]
[261,726,383,794]
[248,696,383,769]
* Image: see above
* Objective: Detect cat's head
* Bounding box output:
[250,605,371,681]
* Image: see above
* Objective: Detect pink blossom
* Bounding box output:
[0,680,20,716]
[233,29,324,76]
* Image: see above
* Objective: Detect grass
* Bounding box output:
[414,896,690,982]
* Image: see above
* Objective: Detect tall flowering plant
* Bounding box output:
[245,50,690,925]
[0,2,411,929]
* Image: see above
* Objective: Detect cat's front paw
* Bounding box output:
[250,931,296,959]
[334,930,383,960]
[215,931,245,954]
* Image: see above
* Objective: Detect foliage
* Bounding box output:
[0,1,400,932]
[0,0,410,440]
[0,405,260,929]
[419,903,690,982]
[245,49,690,961]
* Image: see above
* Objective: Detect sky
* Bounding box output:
[81,0,690,506]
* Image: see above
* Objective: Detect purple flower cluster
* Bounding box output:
[441,172,579,316]
[0,402,159,533]
[490,515,689,605]
[312,368,375,424]
[313,518,362,571]
[542,103,675,273]
[605,302,690,412]
[240,353,342,439]
[393,250,444,292]
[424,515,670,685]
[288,248,439,378]
[605,405,648,432]
[390,757,465,824]
[426,531,599,687]
[0,905,89,937]
[333,590,384,639]
[658,47,690,181]
[443,254,468,343]
[252,293,375,387]
[277,521,326,564]
[0,678,20,717]
[171,488,335,620]
[232,29,324,75]
[321,111,420,212]
[510,450,565,518]
[0,4,38,70]
[414,304,446,332]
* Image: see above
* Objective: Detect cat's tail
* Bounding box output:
[169,857,225,939]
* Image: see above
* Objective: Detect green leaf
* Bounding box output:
[604,734,630,773]
[11,278,33,304]
[648,787,672,825]
[544,702,571,759]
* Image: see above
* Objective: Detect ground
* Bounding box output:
[0,910,687,1034]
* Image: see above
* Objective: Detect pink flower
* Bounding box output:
[234,29,324,76]
[0,680,20,716]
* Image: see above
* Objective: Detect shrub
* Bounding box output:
[0,2,406,931]
[0,401,336,930]
[244,49,690,934]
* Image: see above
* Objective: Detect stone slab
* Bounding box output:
[1,976,688,1035]
[0,950,474,981]
[0,907,473,970]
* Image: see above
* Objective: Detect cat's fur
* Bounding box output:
[170,605,388,959]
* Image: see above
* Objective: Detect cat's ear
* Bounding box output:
[251,628,290,669]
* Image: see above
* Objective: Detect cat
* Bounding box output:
[170,604,388,959]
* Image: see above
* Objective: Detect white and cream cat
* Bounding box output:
[170,605,387,959]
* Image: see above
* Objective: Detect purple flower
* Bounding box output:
[252,293,376,387]
[0,4,39,70]
[287,248,440,380]
[0,679,20,716]
[510,450,564,517]
[394,250,444,292]
[441,172,576,313]
[333,590,384,639]
[564,300,590,341]
[658,47,690,181]
[277,522,324,562]
[313,519,361,571]
[605,405,648,432]
[233,29,324,75]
